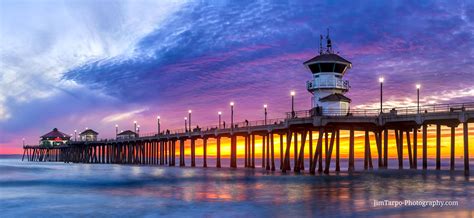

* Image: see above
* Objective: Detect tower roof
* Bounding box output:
[319,93,351,103]
[303,53,352,66]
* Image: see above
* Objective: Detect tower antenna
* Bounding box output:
[319,34,323,55]
[326,28,332,53]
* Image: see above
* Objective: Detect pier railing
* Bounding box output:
[64,102,474,143]
[286,102,474,118]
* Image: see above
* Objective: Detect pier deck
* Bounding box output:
[23,102,473,175]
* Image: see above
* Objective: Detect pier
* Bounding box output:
[23,102,473,175]
[21,34,473,175]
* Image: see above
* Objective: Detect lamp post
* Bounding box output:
[264,104,268,125]
[157,116,161,134]
[230,102,234,130]
[188,110,192,132]
[218,111,222,129]
[134,121,137,133]
[184,117,188,132]
[379,77,384,113]
[290,91,295,118]
[416,84,421,114]
[115,125,118,136]
[74,129,77,141]
[137,125,140,135]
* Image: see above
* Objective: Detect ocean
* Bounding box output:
[1,155,473,217]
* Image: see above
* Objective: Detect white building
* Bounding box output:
[304,33,352,116]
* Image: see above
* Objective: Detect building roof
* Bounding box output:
[80,129,98,136]
[41,128,71,140]
[117,130,138,136]
[319,93,352,103]
[303,53,352,65]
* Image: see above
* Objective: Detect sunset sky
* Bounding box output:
[0,0,473,156]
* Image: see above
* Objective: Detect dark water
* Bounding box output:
[1,156,473,217]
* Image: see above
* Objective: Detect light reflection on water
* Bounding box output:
[0,157,473,217]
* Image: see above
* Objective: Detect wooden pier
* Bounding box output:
[23,103,473,175]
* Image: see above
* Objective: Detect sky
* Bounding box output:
[0,0,473,155]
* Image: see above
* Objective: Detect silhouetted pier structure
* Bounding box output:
[23,102,473,175]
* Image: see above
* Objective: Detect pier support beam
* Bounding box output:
[282,130,292,173]
[262,134,266,168]
[436,124,441,170]
[191,138,196,167]
[294,132,298,171]
[413,127,418,169]
[279,134,283,170]
[271,133,275,171]
[349,128,355,171]
[217,137,221,168]
[266,133,270,170]
[252,134,255,168]
[324,130,336,174]
[450,126,455,171]
[180,139,185,167]
[407,131,413,169]
[203,138,208,168]
[310,128,323,174]
[295,130,307,173]
[336,130,340,172]
[423,124,428,169]
[309,130,313,171]
[463,122,469,175]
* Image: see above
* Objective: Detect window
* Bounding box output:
[334,64,346,73]
[308,64,321,73]
[320,63,334,72]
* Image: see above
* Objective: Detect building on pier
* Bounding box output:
[79,129,98,141]
[116,130,138,140]
[40,128,71,147]
[305,31,352,116]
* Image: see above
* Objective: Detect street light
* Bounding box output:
[134,121,137,133]
[137,125,140,135]
[230,102,234,129]
[290,91,295,118]
[416,84,421,114]
[188,110,192,131]
[379,77,384,113]
[74,129,77,141]
[184,117,188,132]
[115,125,118,136]
[264,104,268,125]
[157,116,161,134]
[218,111,222,129]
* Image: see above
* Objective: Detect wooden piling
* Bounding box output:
[423,124,427,169]
[349,128,355,171]
[436,124,441,170]
[413,127,418,169]
[324,130,336,174]
[450,126,455,171]
[217,137,221,168]
[252,134,255,168]
[335,130,340,172]
[406,131,413,169]
[266,133,270,170]
[463,122,469,175]
[203,138,208,167]
[295,130,307,173]
[271,133,275,171]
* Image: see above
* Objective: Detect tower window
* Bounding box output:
[308,64,321,73]
[334,64,346,73]
[320,63,334,72]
